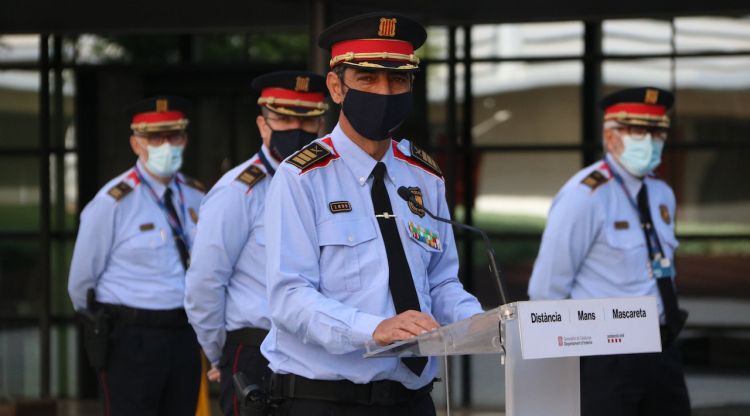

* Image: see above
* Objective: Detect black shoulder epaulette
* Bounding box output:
[182,175,206,193]
[581,170,610,191]
[409,142,443,177]
[286,142,332,171]
[236,164,267,190]
[107,181,133,201]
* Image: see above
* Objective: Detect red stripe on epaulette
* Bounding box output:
[299,137,340,175]
[392,141,443,180]
[126,169,141,186]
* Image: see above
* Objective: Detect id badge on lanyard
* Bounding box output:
[651,257,674,279]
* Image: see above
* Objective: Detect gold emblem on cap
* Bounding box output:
[378,17,397,37]
[156,98,169,112]
[295,76,310,92]
[644,89,659,105]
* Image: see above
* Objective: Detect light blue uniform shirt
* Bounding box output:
[185,146,277,365]
[68,160,205,311]
[262,124,483,390]
[528,154,679,322]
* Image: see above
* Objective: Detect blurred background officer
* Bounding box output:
[528,87,690,415]
[184,70,328,416]
[68,96,205,416]
[262,12,483,416]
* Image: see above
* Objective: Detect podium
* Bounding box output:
[365,296,662,416]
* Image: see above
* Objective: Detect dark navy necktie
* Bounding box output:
[371,162,427,376]
[163,187,190,270]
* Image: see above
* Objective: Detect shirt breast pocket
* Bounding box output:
[603,223,649,284]
[119,227,168,270]
[317,217,377,293]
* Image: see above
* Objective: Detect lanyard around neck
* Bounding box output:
[134,165,187,238]
[604,161,665,261]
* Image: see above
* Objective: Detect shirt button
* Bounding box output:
[359,177,365,183]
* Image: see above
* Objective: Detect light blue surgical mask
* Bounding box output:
[618,134,662,177]
[144,143,184,177]
[647,139,664,173]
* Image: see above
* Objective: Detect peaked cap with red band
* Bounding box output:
[600,87,674,128]
[252,70,329,117]
[318,12,427,71]
[128,95,190,134]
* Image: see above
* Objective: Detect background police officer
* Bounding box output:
[68,96,205,416]
[262,12,483,416]
[184,71,328,416]
[528,87,690,415]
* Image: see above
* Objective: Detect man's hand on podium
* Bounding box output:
[373,310,440,346]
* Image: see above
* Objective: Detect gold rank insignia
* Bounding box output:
[329,201,352,213]
[156,98,169,112]
[644,88,659,105]
[295,76,310,92]
[659,204,671,225]
[236,164,267,190]
[409,143,443,177]
[189,207,199,224]
[287,143,332,170]
[378,17,397,37]
[581,170,609,191]
[406,187,425,217]
[107,181,133,201]
[614,221,630,230]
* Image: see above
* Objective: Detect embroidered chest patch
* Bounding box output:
[405,187,425,217]
[659,204,671,225]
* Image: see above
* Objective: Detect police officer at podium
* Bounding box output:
[68,96,204,416]
[528,87,690,415]
[184,71,328,416]
[261,12,483,416]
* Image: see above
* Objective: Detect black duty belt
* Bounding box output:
[226,327,269,347]
[101,304,188,327]
[271,374,433,406]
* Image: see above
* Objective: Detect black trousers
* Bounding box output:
[97,323,201,416]
[218,341,272,416]
[580,346,691,416]
[272,393,436,416]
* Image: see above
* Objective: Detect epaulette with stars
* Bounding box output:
[408,142,443,178]
[235,164,267,190]
[393,140,443,179]
[285,138,338,175]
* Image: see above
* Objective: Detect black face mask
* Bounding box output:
[268,128,318,161]
[341,88,413,141]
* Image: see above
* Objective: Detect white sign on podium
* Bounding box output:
[517,296,661,359]
[364,296,663,416]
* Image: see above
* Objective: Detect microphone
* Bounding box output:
[397,186,509,306]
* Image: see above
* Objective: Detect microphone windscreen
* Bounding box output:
[397,186,412,202]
